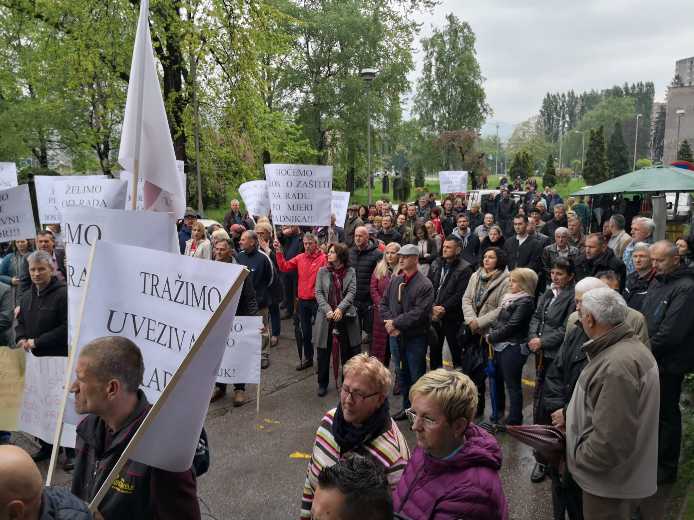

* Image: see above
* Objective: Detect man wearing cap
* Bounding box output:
[179,208,198,254]
[379,244,434,421]
[344,205,363,248]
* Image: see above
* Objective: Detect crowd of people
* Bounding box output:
[1,183,694,519]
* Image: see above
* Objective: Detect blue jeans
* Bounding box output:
[298,299,318,361]
[269,303,281,337]
[495,344,528,424]
[389,335,428,410]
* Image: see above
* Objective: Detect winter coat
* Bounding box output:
[0,283,13,345]
[380,270,434,339]
[541,244,579,285]
[565,309,650,349]
[528,286,575,359]
[15,277,67,357]
[640,265,694,374]
[575,248,627,290]
[20,249,67,293]
[440,211,457,237]
[393,425,509,520]
[624,269,656,311]
[370,269,394,361]
[178,225,191,254]
[344,216,364,247]
[348,239,383,305]
[275,249,327,301]
[0,250,29,305]
[428,257,473,322]
[184,238,212,259]
[452,228,481,266]
[487,295,535,345]
[479,236,505,256]
[495,197,516,237]
[39,487,92,520]
[504,235,543,272]
[377,228,401,245]
[236,247,275,309]
[544,216,568,242]
[608,229,631,260]
[72,391,201,520]
[566,322,659,500]
[462,269,510,333]
[313,267,361,350]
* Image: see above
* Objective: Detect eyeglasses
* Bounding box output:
[404,408,437,428]
[340,386,379,402]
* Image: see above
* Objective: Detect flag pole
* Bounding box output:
[130,0,149,210]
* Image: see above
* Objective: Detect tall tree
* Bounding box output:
[414,13,490,133]
[583,126,609,185]
[651,104,666,162]
[607,121,630,177]
[543,153,556,188]
[678,140,693,162]
[508,150,532,180]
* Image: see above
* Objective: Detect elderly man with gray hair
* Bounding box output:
[566,287,659,519]
[623,217,654,274]
[541,227,579,290]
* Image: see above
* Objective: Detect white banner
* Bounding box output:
[264,164,332,226]
[331,191,350,227]
[238,180,270,217]
[0,162,18,189]
[0,185,36,241]
[19,355,77,447]
[217,316,262,385]
[438,171,469,194]
[34,175,127,224]
[121,162,186,215]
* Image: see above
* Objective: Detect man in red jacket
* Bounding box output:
[274,232,327,370]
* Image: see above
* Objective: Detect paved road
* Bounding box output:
[26,317,677,519]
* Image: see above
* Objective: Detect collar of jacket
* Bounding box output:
[582,321,632,360]
[655,264,694,283]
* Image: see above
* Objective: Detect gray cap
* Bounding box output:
[398,244,419,256]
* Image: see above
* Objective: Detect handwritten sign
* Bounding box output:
[239,180,270,217]
[438,171,469,194]
[0,162,18,189]
[217,316,262,385]
[264,164,332,226]
[0,185,36,241]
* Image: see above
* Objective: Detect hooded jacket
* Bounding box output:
[640,265,694,373]
[566,322,659,500]
[393,424,508,520]
[348,238,383,305]
[15,276,67,357]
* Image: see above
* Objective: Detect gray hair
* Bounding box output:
[553,203,565,211]
[581,287,627,325]
[633,241,652,254]
[536,200,547,209]
[554,227,569,237]
[27,250,53,267]
[575,277,607,296]
[650,240,678,257]
[636,217,655,236]
[302,232,317,242]
[484,213,495,220]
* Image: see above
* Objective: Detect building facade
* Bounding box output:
[663,86,694,164]
[675,57,694,87]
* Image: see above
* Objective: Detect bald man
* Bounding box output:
[0,445,92,519]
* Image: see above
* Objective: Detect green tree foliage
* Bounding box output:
[508,150,532,180]
[543,153,556,188]
[651,104,666,162]
[679,140,694,162]
[607,121,630,177]
[414,13,490,133]
[635,158,653,170]
[583,126,609,185]
[578,96,636,138]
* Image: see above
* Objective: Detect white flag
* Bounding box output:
[118,0,185,217]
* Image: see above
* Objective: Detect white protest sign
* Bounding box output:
[331,191,350,227]
[34,175,125,224]
[264,164,332,226]
[238,180,270,217]
[217,316,262,385]
[438,171,469,194]
[0,185,36,241]
[19,355,77,446]
[121,163,186,215]
[0,162,18,189]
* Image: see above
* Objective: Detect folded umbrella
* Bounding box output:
[479,422,566,469]
[483,338,499,421]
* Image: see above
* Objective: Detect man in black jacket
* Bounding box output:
[452,214,480,266]
[377,215,401,245]
[349,227,383,342]
[20,231,66,292]
[575,233,626,290]
[71,337,201,520]
[641,240,694,484]
[504,215,543,273]
[544,204,568,243]
[495,188,516,238]
[427,237,473,370]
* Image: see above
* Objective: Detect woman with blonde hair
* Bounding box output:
[484,268,538,425]
[393,369,508,519]
[184,221,212,259]
[369,242,401,369]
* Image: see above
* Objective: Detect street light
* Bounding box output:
[676,109,686,158]
[360,68,378,204]
[495,123,500,176]
[632,113,642,171]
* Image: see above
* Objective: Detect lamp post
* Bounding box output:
[495,123,500,176]
[360,68,378,205]
[676,109,686,159]
[632,113,642,171]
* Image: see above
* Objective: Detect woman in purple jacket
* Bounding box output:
[393,369,508,520]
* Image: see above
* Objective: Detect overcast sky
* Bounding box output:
[408,0,694,137]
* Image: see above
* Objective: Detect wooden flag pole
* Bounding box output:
[88,269,248,512]
[45,241,98,486]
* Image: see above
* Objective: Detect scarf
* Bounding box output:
[326,264,347,310]
[332,400,391,455]
[499,291,531,309]
[475,269,499,310]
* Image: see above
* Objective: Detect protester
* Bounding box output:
[278,225,303,318]
[255,223,283,347]
[527,215,550,248]
[462,247,510,418]
[275,232,327,370]
[393,369,508,520]
[485,268,538,426]
[416,196,430,221]
[183,221,212,259]
[541,227,578,284]
[20,231,65,291]
[377,215,401,245]
[474,213,495,240]
[314,243,361,396]
[178,208,198,254]
[527,257,576,483]
[467,202,484,231]
[607,214,631,260]
[428,237,473,370]
[535,199,551,222]
[452,214,481,266]
[479,224,505,255]
[544,204,568,242]
[575,233,626,290]
[413,223,437,277]
[565,288,659,519]
[349,226,383,344]
[641,240,694,484]
[440,199,457,236]
[343,206,363,248]
[424,220,442,253]
[504,215,543,272]
[623,242,656,311]
[623,217,654,274]
[301,354,409,519]
[312,454,393,520]
[369,242,400,367]
[70,337,201,519]
[316,214,345,249]
[379,244,434,420]
[0,239,31,306]
[675,236,694,267]
[495,187,516,238]
[0,445,93,519]
[567,216,585,251]
[223,198,253,231]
